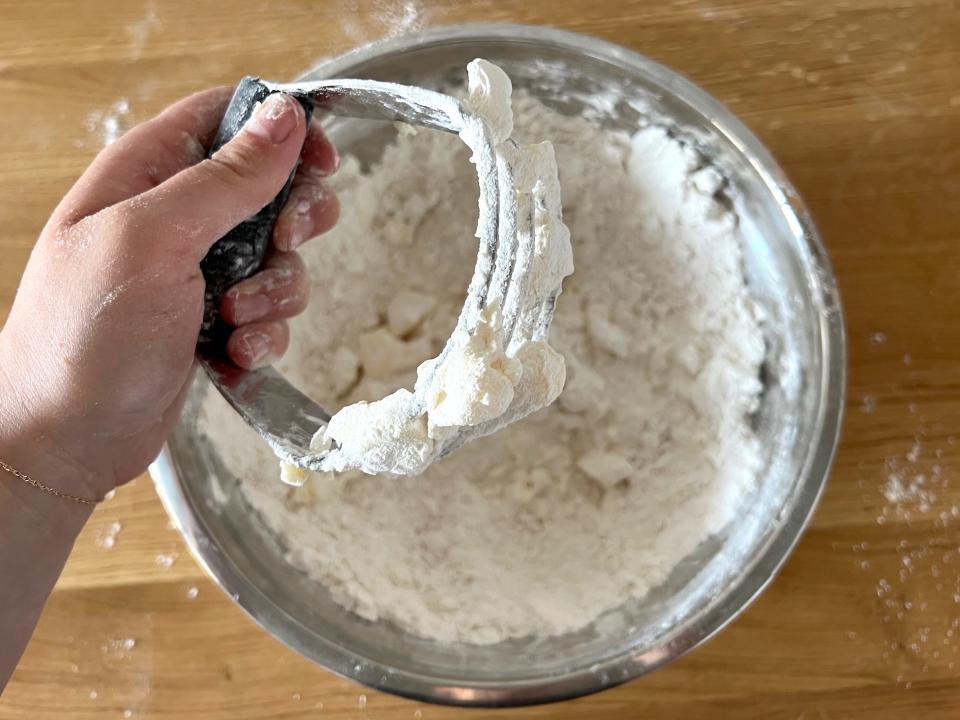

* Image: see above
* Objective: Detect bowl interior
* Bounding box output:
[158,27,843,704]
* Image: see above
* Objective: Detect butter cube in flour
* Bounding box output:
[357,327,434,378]
[387,291,437,337]
[577,450,634,489]
[331,346,360,396]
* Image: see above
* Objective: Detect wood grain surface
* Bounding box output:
[1,0,959,717]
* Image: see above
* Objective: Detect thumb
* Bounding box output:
[122,92,307,259]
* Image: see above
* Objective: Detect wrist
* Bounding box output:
[0,441,94,536]
[0,356,95,535]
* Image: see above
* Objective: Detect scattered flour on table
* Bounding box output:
[125,0,160,59]
[154,552,178,570]
[198,93,765,643]
[338,0,426,46]
[95,520,122,549]
[848,413,960,687]
[85,98,131,147]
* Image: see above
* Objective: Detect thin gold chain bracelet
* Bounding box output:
[0,459,98,506]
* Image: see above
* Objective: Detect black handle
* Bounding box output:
[198,77,314,349]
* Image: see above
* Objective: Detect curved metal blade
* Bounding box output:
[268,79,462,134]
[198,354,331,471]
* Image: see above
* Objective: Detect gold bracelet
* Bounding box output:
[0,459,98,506]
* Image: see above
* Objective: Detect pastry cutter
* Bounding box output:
[198,73,565,473]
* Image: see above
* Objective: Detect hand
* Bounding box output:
[0,87,339,499]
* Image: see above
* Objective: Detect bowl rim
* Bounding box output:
[151,21,847,707]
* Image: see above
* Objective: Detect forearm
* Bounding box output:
[0,372,92,691]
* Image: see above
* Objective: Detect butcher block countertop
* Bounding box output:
[1,1,959,718]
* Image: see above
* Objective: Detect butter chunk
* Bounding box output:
[387,291,437,337]
[280,462,310,487]
[586,303,630,358]
[576,450,634,488]
[331,346,360,397]
[357,327,434,378]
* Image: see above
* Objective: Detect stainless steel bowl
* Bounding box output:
[150,23,846,707]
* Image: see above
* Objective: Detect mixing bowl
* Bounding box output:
[150,23,846,706]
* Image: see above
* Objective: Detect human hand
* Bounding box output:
[0,87,339,499]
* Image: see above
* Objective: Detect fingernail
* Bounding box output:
[246,94,299,144]
[321,141,340,176]
[230,292,273,324]
[238,329,275,367]
[285,209,314,250]
[329,143,340,173]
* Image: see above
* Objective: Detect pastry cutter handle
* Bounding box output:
[197,76,314,350]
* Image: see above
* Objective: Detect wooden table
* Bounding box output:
[1,0,958,717]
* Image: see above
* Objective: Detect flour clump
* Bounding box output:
[305,60,573,476]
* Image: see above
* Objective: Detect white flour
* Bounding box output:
[198,92,765,644]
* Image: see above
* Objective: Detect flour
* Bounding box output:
[198,89,765,644]
[85,98,130,147]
